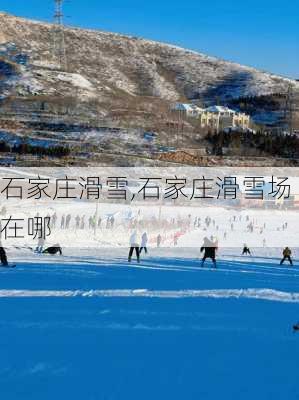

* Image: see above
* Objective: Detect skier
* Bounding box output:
[157,234,162,248]
[242,244,251,256]
[140,232,148,254]
[174,232,180,247]
[36,237,45,254]
[280,247,293,266]
[65,214,71,230]
[91,214,96,232]
[110,215,115,229]
[89,215,94,229]
[128,230,140,263]
[200,237,217,268]
[51,212,57,229]
[60,215,65,230]
[42,244,62,255]
[0,245,8,266]
[0,206,6,216]
[80,215,85,230]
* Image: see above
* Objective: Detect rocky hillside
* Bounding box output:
[0,11,298,121]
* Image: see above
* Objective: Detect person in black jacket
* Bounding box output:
[200,237,217,268]
[242,244,251,256]
[42,244,62,255]
[0,246,8,266]
[280,247,293,266]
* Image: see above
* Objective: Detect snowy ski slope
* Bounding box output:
[0,248,298,399]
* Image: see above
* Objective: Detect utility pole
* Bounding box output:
[286,85,293,135]
[285,84,299,135]
[53,0,67,71]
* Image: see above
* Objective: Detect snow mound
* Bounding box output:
[57,72,93,90]
[0,288,298,303]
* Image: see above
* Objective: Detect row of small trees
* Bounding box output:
[229,93,286,114]
[0,141,70,158]
[206,130,299,158]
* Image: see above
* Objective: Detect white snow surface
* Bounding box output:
[0,288,298,303]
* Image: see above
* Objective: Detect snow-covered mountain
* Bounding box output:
[0,11,298,110]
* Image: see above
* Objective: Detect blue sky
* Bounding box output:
[1,0,298,78]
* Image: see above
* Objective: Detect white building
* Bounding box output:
[204,106,250,131]
[172,103,251,132]
[171,103,205,118]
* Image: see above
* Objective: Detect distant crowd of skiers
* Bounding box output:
[50,212,115,231]
[52,212,192,233]
[126,231,295,267]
